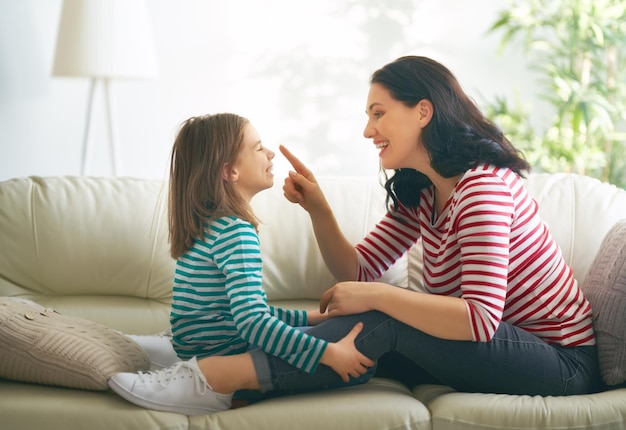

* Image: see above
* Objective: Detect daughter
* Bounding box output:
[109,113,373,414]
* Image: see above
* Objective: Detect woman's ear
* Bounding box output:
[417,99,433,126]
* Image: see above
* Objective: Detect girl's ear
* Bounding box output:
[222,163,239,183]
[417,99,433,127]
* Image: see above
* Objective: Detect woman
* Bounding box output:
[109,56,602,415]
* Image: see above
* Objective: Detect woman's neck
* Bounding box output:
[432,174,462,216]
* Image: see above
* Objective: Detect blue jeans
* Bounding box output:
[249,311,604,396]
[234,325,375,400]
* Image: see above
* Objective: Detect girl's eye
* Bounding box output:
[373,112,383,118]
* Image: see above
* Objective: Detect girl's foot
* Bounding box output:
[126,332,179,370]
[108,357,233,415]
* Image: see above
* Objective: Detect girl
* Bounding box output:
[109,113,373,415]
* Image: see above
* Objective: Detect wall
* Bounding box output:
[0,0,538,182]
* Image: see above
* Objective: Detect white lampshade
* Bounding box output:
[53,0,157,79]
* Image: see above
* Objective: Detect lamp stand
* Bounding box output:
[80,78,120,176]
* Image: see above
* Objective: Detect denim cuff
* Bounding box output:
[249,347,274,392]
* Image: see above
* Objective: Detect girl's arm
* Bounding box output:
[306,309,329,325]
[269,306,327,326]
[221,220,371,377]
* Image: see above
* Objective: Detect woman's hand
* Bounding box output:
[320,281,387,317]
[320,322,375,382]
[279,145,329,214]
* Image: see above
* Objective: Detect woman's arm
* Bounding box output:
[321,282,474,341]
[299,179,359,281]
[280,145,359,281]
[320,172,519,342]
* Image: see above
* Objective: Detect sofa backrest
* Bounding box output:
[251,176,411,299]
[0,176,173,333]
[523,173,626,284]
[1,173,624,333]
[0,176,408,332]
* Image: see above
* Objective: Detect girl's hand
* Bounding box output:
[320,322,375,382]
[320,282,385,317]
[306,309,329,325]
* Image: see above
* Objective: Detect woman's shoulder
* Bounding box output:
[460,164,522,187]
[455,165,528,204]
[465,163,512,177]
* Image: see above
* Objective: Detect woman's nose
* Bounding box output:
[363,121,374,138]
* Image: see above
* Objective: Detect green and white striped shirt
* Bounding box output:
[170,216,327,374]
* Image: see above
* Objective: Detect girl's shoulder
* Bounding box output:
[204,216,257,238]
[208,215,254,228]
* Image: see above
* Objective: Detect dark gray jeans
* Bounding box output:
[249,311,603,396]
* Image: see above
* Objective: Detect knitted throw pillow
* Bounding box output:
[581,219,626,386]
[0,298,150,390]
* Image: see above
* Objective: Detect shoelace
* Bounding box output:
[137,361,208,395]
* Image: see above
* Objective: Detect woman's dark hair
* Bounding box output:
[370,56,530,211]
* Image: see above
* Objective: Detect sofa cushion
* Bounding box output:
[192,378,432,430]
[0,297,150,390]
[581,219,626,386]
[414,384,626,430]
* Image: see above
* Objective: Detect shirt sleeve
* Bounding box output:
[269,305,307,327]
[355,203,422,281]
[453,173,514,341]
[215,220,326,373]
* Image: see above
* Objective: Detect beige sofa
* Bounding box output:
[0,173,625,430]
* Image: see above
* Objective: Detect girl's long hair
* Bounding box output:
[168,113,259,259]
[370,56,530,211]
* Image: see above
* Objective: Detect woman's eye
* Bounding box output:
[373,112,383,118]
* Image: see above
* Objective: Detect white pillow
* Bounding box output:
[0,297,150,390]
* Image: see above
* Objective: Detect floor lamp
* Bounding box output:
[52,0,157,176]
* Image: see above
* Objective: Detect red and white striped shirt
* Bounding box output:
[355,164,595,346]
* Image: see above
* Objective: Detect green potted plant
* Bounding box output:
[487,0,626,187]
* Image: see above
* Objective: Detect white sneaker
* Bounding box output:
[126,333,180,369]
[108,357,233,415]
